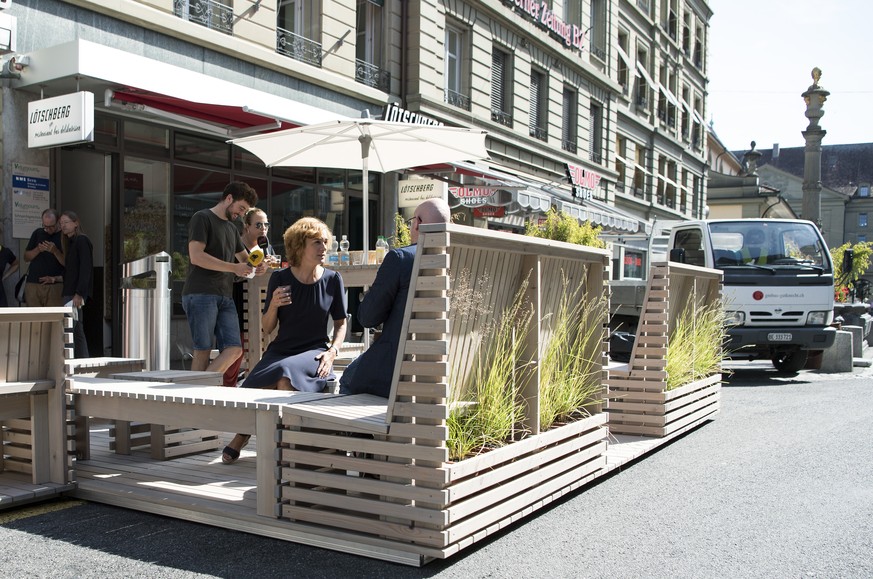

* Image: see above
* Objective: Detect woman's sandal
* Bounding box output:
[221,434,251,465]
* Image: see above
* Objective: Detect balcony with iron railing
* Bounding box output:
[591,45,606,61]
[445,89,471,111]
[174,0,233,36]
[491,109,513,127]
[355,59,390,92]
[562,139,578,154]
[590,151,602,164]
[276,27,322,67]
[530,126,548,141]
[637,0,650,14]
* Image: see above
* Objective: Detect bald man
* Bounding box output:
[340,198,451,398]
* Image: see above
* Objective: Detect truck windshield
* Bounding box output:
[707,221,831,272]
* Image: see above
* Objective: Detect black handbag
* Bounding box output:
[15,274,26,304]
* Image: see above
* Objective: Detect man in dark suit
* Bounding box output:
[339,198,451,398]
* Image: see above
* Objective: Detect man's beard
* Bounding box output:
[225,207,235,221]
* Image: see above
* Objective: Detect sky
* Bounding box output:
[707,0,873,152]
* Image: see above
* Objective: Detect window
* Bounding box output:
[445,23,470,110]
[859,185,870,197]
[615,136,627,192]
[277,0,322,66]
[635,47,650,109]
[562,87,577,153]
[634,146,647,198]
[530,68,548,141]
[589,101,603,163]
[355,0,388,91]
[564,0,583,25]
[589,0,607,60]
[694,25,704,68]
[682,13,691,55]
[662,0,678,40]
[174,0,233,35]
[491,47,513,127]
[860,213,868,228]
[617,31,630,94]
[674,228,705,267]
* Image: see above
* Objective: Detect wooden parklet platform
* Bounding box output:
[70,416,715,566]
[60,225,721,565]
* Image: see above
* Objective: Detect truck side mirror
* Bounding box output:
[669,248,686,264]
[842,248,854,274]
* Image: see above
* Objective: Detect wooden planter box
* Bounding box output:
[607,373,721,437]
[277,412,607,560]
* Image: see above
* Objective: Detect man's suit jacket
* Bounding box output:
[340,244,416,398]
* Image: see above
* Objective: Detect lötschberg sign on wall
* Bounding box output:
[28,91,95,148]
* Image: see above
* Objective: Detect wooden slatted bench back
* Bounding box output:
[613,261,723,383]
[0,308,71,485]
[607,261,724,437]
[386,223,611,436]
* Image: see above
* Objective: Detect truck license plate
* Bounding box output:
[768,333,792,342]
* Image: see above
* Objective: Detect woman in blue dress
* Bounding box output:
[222,217,347,464]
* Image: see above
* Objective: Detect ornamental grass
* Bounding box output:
[447,275,533,461]
[539,277,606,429]
[665,300,725,390]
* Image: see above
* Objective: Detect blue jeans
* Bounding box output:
[182,294,242,352]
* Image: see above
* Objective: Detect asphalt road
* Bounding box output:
[2,363,872,578]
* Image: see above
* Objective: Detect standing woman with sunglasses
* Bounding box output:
[56,211,93,358]
[223,208,279,386]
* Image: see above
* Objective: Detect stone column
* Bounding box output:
[801,67,830,227]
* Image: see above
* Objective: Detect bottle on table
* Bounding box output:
[328,236,339,266]
[339,234,350,266]
[375,236,389,264]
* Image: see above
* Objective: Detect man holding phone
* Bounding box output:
[22,208,65,307]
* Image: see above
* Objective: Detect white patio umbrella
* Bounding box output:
[231,115,488,258]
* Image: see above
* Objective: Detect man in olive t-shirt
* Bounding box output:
[182,181,265,374]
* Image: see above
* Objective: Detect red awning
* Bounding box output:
[112,89,295,132]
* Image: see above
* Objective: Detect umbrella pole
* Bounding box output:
[360,135,371,350]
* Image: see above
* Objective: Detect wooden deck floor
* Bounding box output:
[2,417,715,564]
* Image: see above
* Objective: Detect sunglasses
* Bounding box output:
[405,216,420,228]
[254,222,270,230]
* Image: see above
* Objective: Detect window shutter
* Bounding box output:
[530,71,540,129]
[562,88,575,142]
[492,50,505,112]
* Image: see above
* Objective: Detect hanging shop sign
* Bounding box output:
[398,179,447,208]
[473,206,506,219]
[504,0,586,50]
[566,163,603,200]
[382,102,443,126]
[28,91,94,149]
[449,186,500,207]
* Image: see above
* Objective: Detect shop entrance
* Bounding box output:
[57,148,118,358]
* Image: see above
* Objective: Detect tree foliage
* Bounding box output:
[831,241,873,302]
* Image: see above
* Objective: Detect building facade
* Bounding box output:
[0,0,711,361]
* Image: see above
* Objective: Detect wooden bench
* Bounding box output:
[108,370,224,459]
[275,223,612,562]
[66,356,145,460]
[0,308,74,508]
[69,377,338,517]
[607,261,724,436]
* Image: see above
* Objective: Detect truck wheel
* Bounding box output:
[771,350,809,373]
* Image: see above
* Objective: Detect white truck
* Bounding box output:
[609,219,837,373]
[672,219,837,371]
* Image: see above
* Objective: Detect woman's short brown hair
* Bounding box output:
[284,217,331,267]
